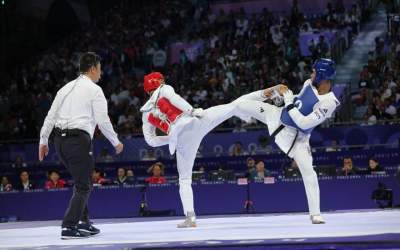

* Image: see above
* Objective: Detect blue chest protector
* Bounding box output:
[280,84,319,134]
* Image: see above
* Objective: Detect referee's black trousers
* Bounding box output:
[54,129,94,228]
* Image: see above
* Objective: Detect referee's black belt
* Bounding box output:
[54,128,89,137]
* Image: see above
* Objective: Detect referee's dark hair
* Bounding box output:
[79,52,101,73]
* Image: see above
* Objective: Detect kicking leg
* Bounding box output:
[232,100,282,134]
[292,143,325,224]
[198,102,238,136]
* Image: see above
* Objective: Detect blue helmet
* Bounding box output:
[312,58,336,87]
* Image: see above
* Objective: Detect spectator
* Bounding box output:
[356,34,400,122]
[0,176,13,192]
[97,148,113,163]
[232,122,247,133]
[152,46,167,70]
[92,169,107,186]
[246,157,256,176]
[362,106,378,125]
[146,162,166,184]
[16,170,35,191]
[209,165,234,181]
[249,160,271,181]
[383,99,397,119]
[0,0,369,140]
[284,160,301,178]
[45,170,66,189]
[193,165,207,182]
[179,49,189,65]
[367,157,385,174]
[114,167,128,185]
[126,169,136,184]
[315,35,330,58]
[325,139,341,152]
[338,156,359,176]
[229,141,248,156]
[11,155,27,168]
[142,148,157,161]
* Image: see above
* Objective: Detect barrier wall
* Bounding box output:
[1,174,398,221]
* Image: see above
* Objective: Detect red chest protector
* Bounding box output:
[148,97,183,134]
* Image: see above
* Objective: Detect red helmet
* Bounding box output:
[143,72,164,93]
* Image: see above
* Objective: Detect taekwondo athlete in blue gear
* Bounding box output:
[232,58,340,224]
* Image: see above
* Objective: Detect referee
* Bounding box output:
[38,52,124,239]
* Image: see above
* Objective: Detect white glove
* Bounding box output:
[191,108,204,118]
[283,89,294,107]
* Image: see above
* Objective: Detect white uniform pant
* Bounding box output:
[232,99,321,216]
[175,103,237,215]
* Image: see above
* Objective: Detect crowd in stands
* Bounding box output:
[0,0,369,141]
[353,19,400,123]
[0,154,388,192]
[0,0,384,193]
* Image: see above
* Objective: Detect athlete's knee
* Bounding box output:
[179,177,192,186]
[231,100,253,123]
[301,167,318,181]
[296,161,317,178]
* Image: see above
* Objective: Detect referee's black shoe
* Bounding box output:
[61,226,91,239]
[77,221,100,235]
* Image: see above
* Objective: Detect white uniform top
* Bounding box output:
[286,79,339,131]
[140,84,194,154]
[238,80,339,156]
[39,75,120,146]
[277,80,339,154]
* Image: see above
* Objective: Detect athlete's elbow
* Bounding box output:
[296,119,313,130]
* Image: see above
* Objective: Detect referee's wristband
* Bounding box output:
[286,103,295,111]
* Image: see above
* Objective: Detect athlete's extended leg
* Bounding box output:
[231,100,282,134]
[198,102,239,136]
[291,143,325,224]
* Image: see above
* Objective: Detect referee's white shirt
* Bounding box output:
[39,75,120,146]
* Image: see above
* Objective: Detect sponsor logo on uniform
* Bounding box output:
[260,107,264,113]
[314,111,321,119]
[318,108,327,117]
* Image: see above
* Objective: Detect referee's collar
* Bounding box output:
[80,74,95,84]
